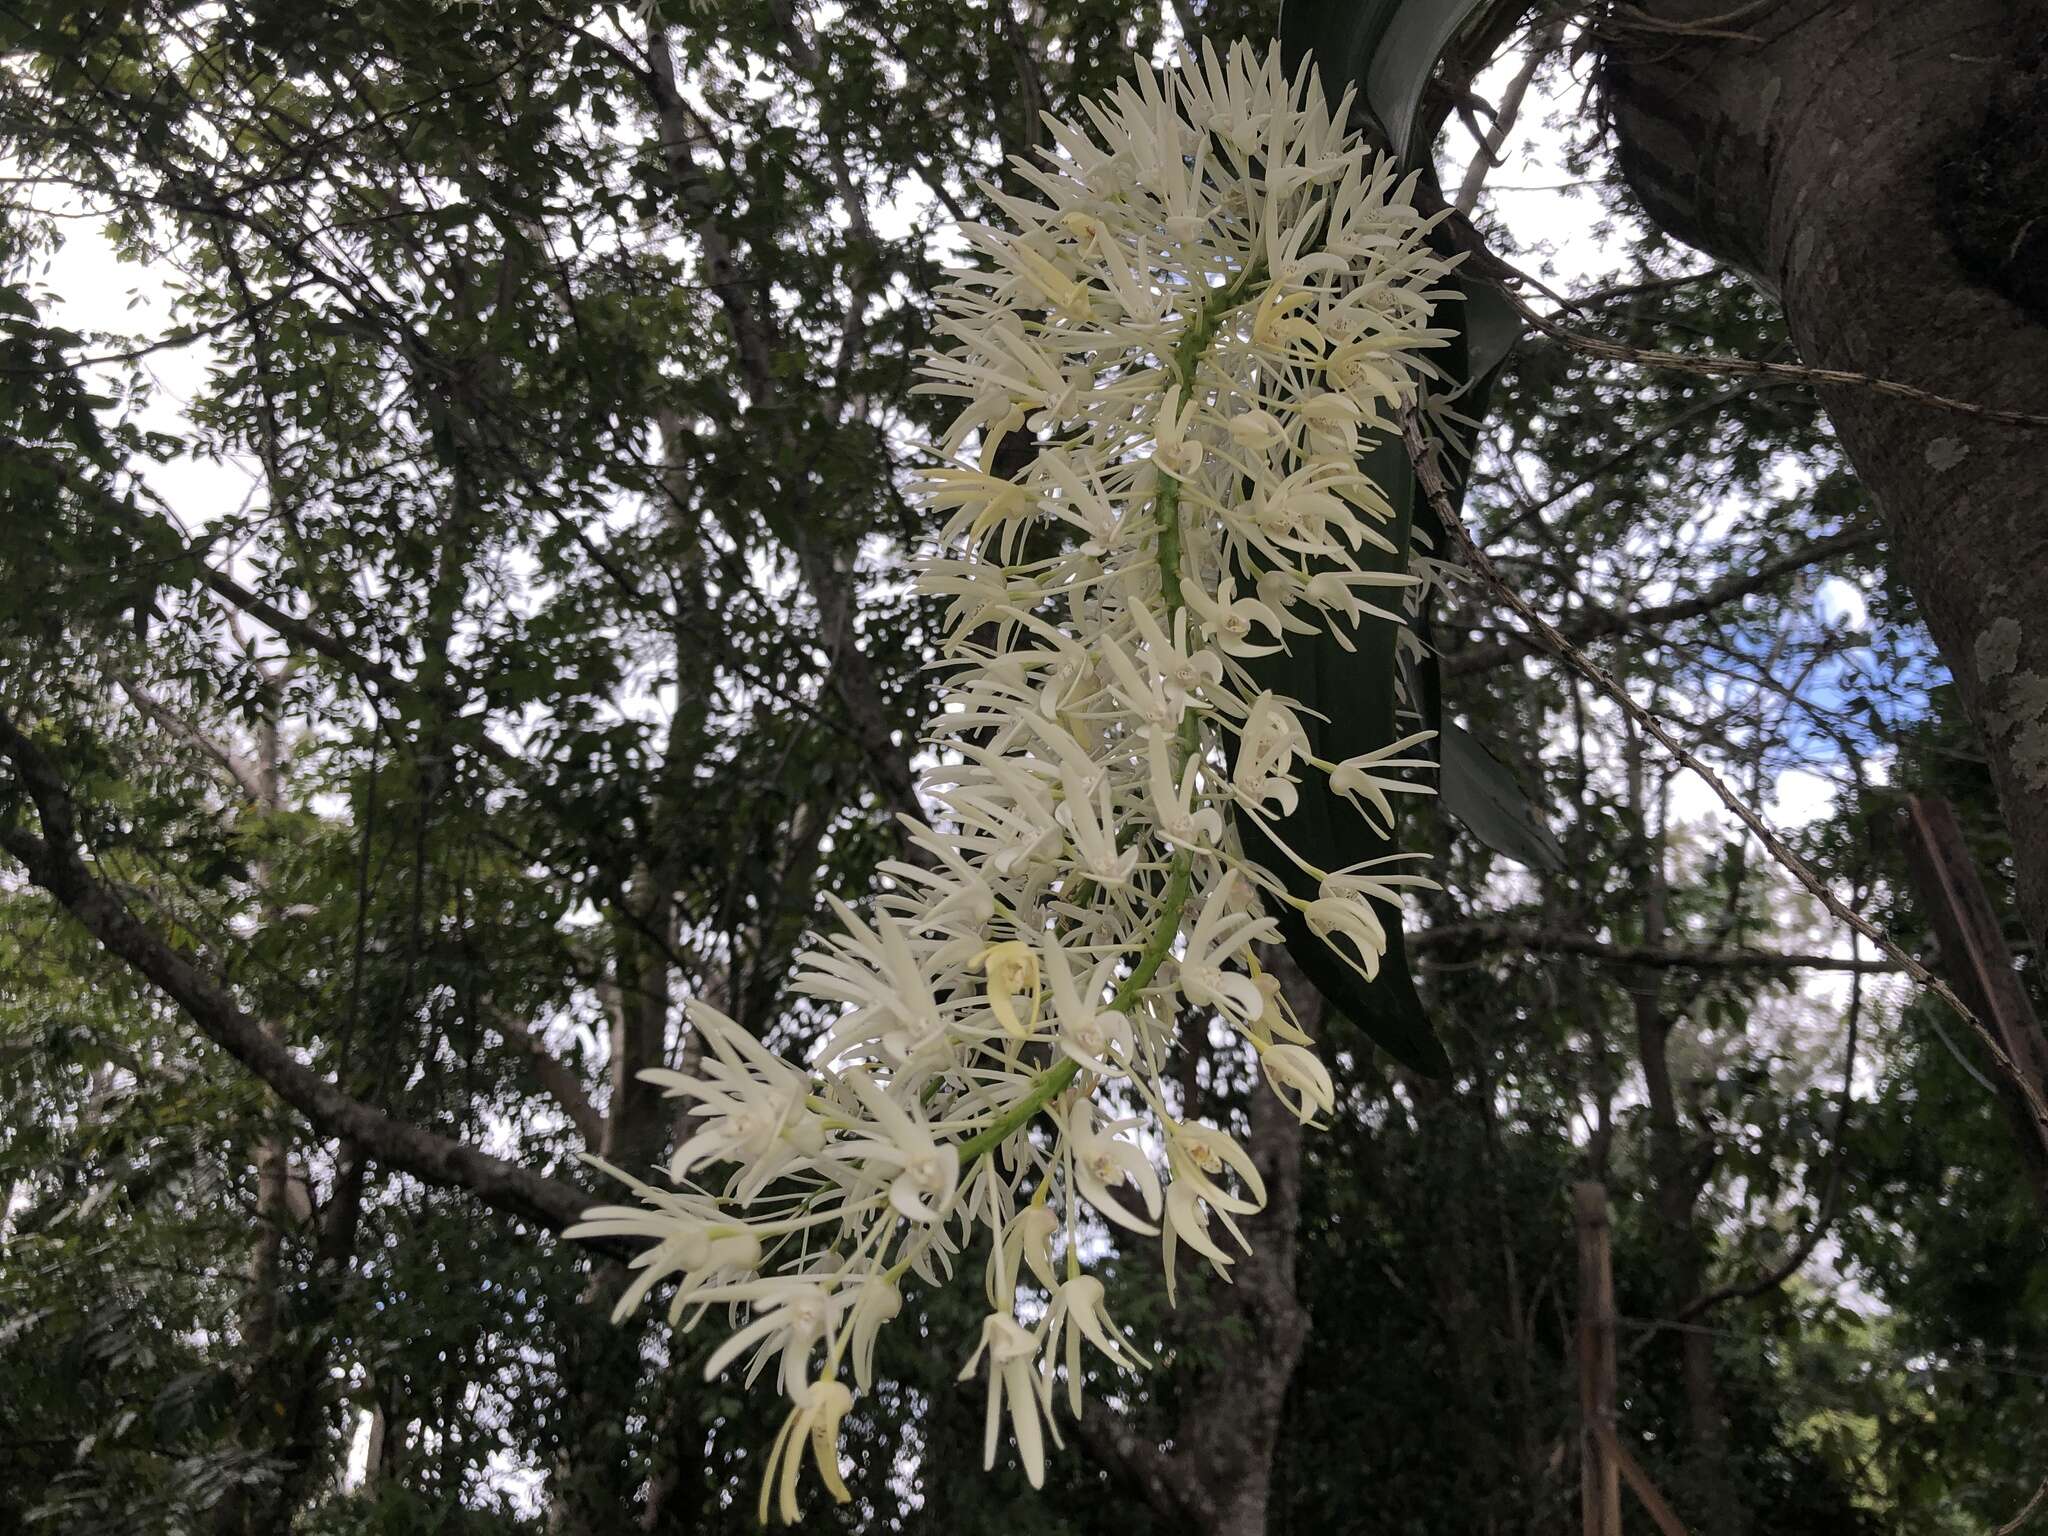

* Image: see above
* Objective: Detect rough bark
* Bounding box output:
[1633,991,1741,1535]
[1177,1023,1312,1536]
[1598,0,2048,948]
[604,866,675,1176]
[250,1145,370,1532]
[240,707,292,1369]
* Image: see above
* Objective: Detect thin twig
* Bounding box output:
[1503,286,2048,430]
[1442,525,1882,676]
[1453,17,1562,216]
[1412,921,1905,973]
[1603,11,1762,44]
[1557,267,1725,315]
[1400,410,2048,1142]
[1999,1477,2048,1536]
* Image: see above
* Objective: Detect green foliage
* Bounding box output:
[0,4,2042,1535]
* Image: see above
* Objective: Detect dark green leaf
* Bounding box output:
[1438,720,1565,871]
[1230,422,1449,1075]
[1281,0,1507,163]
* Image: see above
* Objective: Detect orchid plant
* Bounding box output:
[571,38,1453,1521]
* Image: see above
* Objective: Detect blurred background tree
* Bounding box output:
[1,3,2042,1534]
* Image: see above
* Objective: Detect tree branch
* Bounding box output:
[1452,15,1560,216]
[0,706,604,1241]
[1073,1401,1214,1528]
[115,673,268,803]
[641,22,926,845]
[1411,921,1905,973]
[1999,1476,2048,1536]
[1403,408,2048,1142]
[1505,283,2048,430]
[491,1007,605,1150]
[1441,525,1881,675]
[1679,957,1862,1320]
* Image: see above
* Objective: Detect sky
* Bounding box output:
[1442,45,1889,858]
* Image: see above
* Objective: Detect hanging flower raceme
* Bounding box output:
[571,37,1452,1519]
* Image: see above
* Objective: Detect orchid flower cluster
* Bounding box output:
[571,39,1452,1522]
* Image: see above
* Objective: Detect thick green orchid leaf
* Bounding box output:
[1280,0,1505,162]
[1229,423,1449,1075]
[1409,272,1536,866]
[1439,720,1566,871]
[1220,276,1516,1072]
[1218,5,1531,1072]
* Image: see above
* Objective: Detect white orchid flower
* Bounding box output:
[576,38,1453,1515]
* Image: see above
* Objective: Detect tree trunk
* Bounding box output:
[1080,953,1316,1536]
[1622,721,1743,1535]
[1598,0,2048,948]
[1178,1016,1312,1536]
[1634,994,1743,1535]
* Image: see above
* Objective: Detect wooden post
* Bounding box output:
[1605,1424,1693,1536]
[1575,1181,1622,1536]
[1575,1181,1694,1534]
[1901,795,2048,1180]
